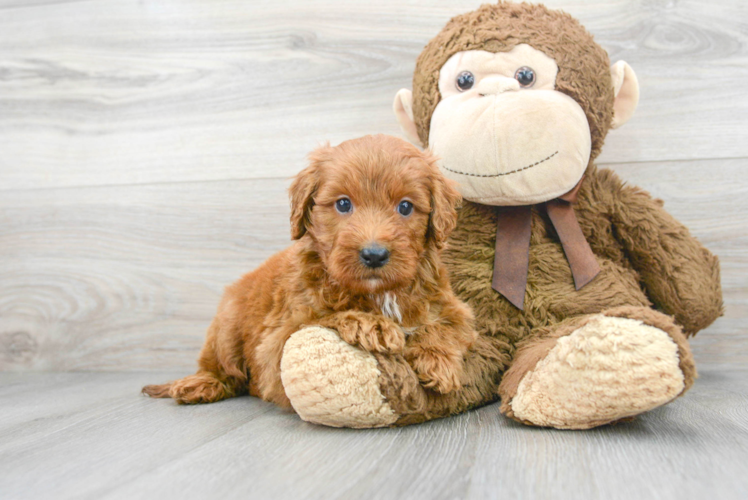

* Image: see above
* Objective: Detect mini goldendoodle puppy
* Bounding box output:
[143,134,477,409]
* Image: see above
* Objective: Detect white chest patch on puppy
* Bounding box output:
[376,292,402,323]
[402,326,417,336]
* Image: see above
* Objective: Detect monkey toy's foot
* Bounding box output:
[499,307,696,429]
[280,326,399,428]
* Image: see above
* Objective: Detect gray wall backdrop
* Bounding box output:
[1,0,746,371]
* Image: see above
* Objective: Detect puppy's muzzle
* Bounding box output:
[360,245,389,269]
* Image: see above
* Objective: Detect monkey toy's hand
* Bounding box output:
[317,311,406,354]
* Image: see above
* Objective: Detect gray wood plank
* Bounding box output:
[0,372,276,500]
[0,178,294,371]
[1,0,747,191]
[1,369,746,500]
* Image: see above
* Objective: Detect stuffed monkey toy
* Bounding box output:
[279,1,723,429]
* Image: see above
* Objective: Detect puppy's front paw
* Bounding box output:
[405,346,463,394]
[328,312,405,354]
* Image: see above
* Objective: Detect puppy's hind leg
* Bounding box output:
[143,367,246,404]
[143,371,240,404]
[143,320,248,404]
[141,382,173,399]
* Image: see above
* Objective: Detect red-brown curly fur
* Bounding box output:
[143,134,477,407]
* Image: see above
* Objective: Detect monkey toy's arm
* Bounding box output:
[604,171,723,335]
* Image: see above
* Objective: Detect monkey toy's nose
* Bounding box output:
[477,76,520,96]
[360,245,390,269]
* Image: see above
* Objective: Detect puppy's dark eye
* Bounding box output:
[455,71,475,92]
[335,198,352,214]
[514,66,535,88]
[397,200,414,217]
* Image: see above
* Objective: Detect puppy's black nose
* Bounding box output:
[360,245,389,269]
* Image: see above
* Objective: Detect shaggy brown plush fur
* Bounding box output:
[143,135,477,405]
[352,2,723,426]
[371,167,721,426]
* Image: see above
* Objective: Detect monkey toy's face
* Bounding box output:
[394,15,640,208]
[429,44,590,206]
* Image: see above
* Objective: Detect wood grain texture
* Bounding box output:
[1,0,747,190]
[0,369,747,500]
[0,178,294,370]
[0,0,747,372]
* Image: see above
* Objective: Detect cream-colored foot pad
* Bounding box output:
[511,316,685,429]
[281,326,398,428]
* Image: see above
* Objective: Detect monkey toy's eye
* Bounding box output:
[397,200,414,216]
[335,198,352,214]
[455,71,475,92]
[514,67,536,88]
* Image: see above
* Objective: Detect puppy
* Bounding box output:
[143,134,477,409]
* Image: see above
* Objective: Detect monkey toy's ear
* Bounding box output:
[289,145,328,240]
[610,61,640,129]
[393,89,423,147]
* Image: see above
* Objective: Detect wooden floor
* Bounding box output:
[1,367,747,500]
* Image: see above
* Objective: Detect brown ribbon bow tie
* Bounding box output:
[491,177,600,310]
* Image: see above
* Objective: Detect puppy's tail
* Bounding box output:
[142,382,173,399]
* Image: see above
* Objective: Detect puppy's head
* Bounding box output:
[289,134,461,294]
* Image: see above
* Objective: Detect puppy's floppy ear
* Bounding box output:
[424,150,462,249]
[289,144,330,239]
